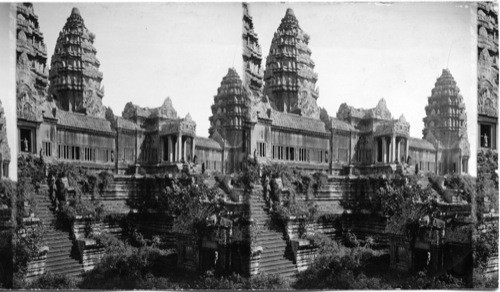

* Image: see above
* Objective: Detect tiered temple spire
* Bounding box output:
[263,8,320,119]
[242,3,263,92]
[423,69,468,146]
[209,68,249,140]
[48,7,106,118]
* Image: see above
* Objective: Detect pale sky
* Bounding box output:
[0,3,16,180]
[2,2,478,176]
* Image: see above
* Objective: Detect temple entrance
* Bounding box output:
[413,248,430,272]
[19,128,34,153]
[480,124,492,148]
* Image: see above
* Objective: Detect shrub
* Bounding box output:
[79,245,173,289]
[26,273,77,289]
[250,273,290,289]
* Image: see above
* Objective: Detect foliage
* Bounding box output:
[477,149,499,216]
[12,224,46,284]
[474,225,499,270]
[17,155,45,223]
[307,233,345,255]
[443,173,475,203]
[400,271,465,289]
[0,179,15,209]
[233,156,260,189]
[0,230,13,288]
[91,232,129,255]
[473,269,499,289]
[294,243,386,289]
[58,193,107,225]
[194,271,290,290]
[105,106,118,129]
[319,107,331,131]
[79,245,175,289]
[26,273,78,289]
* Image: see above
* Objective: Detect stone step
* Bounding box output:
[46,263,83,277]
[45,253,79,265]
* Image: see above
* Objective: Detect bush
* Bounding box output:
[79,245,174,289]
[294,242,384,289]
[26,273,77,289]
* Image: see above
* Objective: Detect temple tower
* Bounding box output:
[16,3,49,122]
[263,8,320,119]
[209,68,250,172]
[423,69,470,173]
[423,69,468,146]
[48,7,106,119]
[242,3,263,92]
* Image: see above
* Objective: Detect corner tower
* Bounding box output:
[48,7,106,118]
[208,68,250,172]
[263,8,320,119]
[423,69,470,173]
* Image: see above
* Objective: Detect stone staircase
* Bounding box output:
[35,186,83,278]
[250,191,297,278]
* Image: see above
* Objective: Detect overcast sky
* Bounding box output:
[0,3,16,180]
[2,2,478,176]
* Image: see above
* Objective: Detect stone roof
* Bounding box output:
[117,117,138,131]
[409,137,436,151]
[122,98,178,120]
[270,110,327,134]
[331,118,355,132]
[57,111,113,133]
[195,136,221,150]
[337,99,392,121]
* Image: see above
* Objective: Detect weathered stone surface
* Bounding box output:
[263,8,320,119]
[209,68,249,139]
[336,98,392,121]
[122,97,178,121]
[477,2,498,118]
[48,7,106,118]
[423,69,470,157]
[16,3,50,122]
[242,3,264,92]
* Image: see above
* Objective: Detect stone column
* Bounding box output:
[405,138,409,164]
[182,137,187,161]
[191,137,196,162]
[390,135,396,163]
[382,137,387,163]
[373,138,378,164]
[0,160,4,178]
[458,156,462,173]
[168,136,173,162]
[177,133,183,162]
[396,138,401,163]
[157,135,162,163]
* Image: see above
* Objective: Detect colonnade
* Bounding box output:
[160,134,195,163]
[373,135,409,164]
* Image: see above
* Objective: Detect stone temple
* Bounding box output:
[16,3,469,176]
[14,2,474,281]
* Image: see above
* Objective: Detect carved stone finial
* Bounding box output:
[71,7,80,15]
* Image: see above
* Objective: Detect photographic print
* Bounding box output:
[3,1,498,289]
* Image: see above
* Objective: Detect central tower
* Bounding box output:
[48,8,106,118]
[263,8,320,119]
